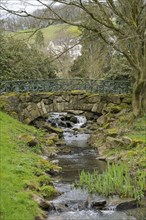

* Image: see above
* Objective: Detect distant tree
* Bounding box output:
[106,54,133,80]
[70,30,111,79]
[0,32,57,80]
[35,30,45,48]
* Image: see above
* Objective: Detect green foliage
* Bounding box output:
[0,31,57,80]
[78,162,146,201]
[39,185,58,199]
[35,30,45,48]
[70,31,109,79]
[105,54,133,80]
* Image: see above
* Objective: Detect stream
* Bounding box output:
[46,113,145,220]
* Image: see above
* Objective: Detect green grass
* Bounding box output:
[8,24,81,45]
[127,115,146,143]
[78,162,146,201]
[0,111,58,220]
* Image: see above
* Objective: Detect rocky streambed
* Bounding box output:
[36,112,145,220]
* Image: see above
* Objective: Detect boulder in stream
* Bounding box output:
[91,199,107,210]
[108,199,139,211]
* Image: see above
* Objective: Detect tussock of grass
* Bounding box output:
[78,162,146,201]
[0,111,57,220]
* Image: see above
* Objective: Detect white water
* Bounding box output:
[47,112,87,130]
[48,210,136,220]
[72,115,87,129]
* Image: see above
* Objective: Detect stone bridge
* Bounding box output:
[0,91,132,124]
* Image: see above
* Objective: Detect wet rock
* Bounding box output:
[66,121,73,128]
[91,199,107,210]
[109,199,139,211]
[59,146,72,154]
[53,199,89,212]
[33,194,53,211]
[56,139,66,147]
[47,167,62,176]
[53,203,72,212]
[43,123,63,137]
[96,156,106,161]
[70,116,78,123]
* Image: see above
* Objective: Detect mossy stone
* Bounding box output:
[46,139,54,146]
[106,128,119,137]
[106,103,122,113]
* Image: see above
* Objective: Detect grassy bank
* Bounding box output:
[8,24,81,44]
[105,114,146,171]
[0,111,59,220]
[86,114,146,200]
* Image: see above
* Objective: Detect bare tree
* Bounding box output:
[0,0,146,116]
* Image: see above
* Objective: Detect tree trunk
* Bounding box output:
[132,77,146,117]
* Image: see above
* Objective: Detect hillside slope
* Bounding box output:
[9,24,81,45]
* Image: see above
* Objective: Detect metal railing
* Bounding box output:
[0,79,132,94]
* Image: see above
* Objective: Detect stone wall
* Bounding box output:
[0,91,132,124]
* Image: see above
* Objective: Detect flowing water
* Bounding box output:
[47,113,145,220]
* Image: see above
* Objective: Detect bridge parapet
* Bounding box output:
[0,79,132,94]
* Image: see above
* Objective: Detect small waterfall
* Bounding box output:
[107,205,117,211]
[72,115,87,129]
[47,112,87,130]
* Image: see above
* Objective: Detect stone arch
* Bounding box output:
[0,91,131,124]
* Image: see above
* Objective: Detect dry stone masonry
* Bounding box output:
[0,91,132,124]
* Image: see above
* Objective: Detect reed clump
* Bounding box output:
[79,162,146,201]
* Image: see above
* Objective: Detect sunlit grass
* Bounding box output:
[8,24,80,45]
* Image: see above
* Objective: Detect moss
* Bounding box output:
[35,159,52,172]
[47,133,59,142]
[38,175,52,186]
[71,90,87,95]
[103,122,110,129]
[46,139,54,146]
[106,128,119,136]
[122,97,132,104]
[39,185,59,199]
[106,103,122,113]
[45,124,63,135]
[120,103,131,109]
[18,134,38,145]
[0,96,9,109]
